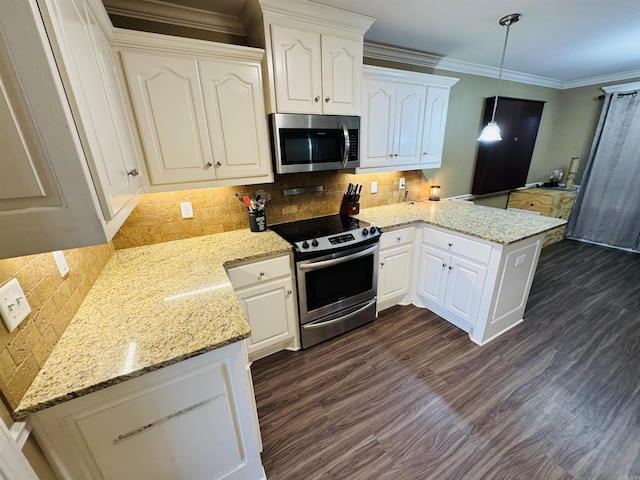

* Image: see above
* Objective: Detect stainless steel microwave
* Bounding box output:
[269,113,360,174]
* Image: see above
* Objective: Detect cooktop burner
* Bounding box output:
[270,214,381,256]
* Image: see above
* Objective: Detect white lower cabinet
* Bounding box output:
[31,342,265,480]
[377,227,415,312]
[227,255,300,361]
[412,225,544,345]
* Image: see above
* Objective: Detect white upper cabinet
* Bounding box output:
[39,0,142,222]
[116,30,273,189]
[242,0,374,114]
[358,66,458,173]
[0,0,141,259]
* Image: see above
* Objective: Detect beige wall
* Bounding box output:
[0,244,113,410]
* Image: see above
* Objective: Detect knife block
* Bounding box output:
[339,194,360,216]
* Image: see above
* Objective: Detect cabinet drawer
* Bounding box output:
[424,227,492,264]
[380,226,415,249]
[227,255,291,289]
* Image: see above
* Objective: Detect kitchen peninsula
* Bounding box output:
[14,202,564,479]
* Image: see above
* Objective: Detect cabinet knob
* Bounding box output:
[448,265,453,270]
[422,152,427,155]
[205,162,213,168]
[259,271,265,276]
[393,153,398,157]
[287,290,292,295]
[314,96,320,103]
[396,237,401,242]
[442,263,447,268]
[325,96,330,103]
[448,242,453,247]
[215,161,222,167]
[127,169,139,177]
[380,262,385,267]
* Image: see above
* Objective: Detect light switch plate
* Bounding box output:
[180,201,194,219]
[0,278,31,333]
[53,250,70,277]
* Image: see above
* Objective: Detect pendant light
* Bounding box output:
[478,13,521,142]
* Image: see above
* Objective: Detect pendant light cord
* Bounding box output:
[490,21,512,122]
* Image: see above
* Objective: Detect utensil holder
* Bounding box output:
[339,194,360,216]
[248,210,267,232]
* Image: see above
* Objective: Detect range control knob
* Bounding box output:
[302,241,310,249]
[369,226,377,235]
[311,239,319,247]
[362,228,369,236]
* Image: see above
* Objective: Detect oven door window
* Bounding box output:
[280,129,343,166]
[304,254,374,312]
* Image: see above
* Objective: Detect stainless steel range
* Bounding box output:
[269,214,382,349]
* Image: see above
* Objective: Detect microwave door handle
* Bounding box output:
[340,122,350,168]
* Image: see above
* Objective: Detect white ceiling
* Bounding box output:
[104,0,640,88]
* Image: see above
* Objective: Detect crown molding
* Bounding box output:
[364,42,640,91]
[102,0,245,36]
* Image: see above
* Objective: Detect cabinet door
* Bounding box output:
[271,24,322,114]
[360,78,396,168]
[421,86,450,168]
[378,244,413,308]
[0,0,109,258]
[392,83,425,166]
[121,50,215,185]
[443,255,487,326]
[416,245,448,307]
[199,60,271,180]
[236,277,297,357]
[43,0,141,221]
[321,33,361,115]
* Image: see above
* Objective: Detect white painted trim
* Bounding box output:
[363,64,458,87]
[103,0,246,36]
[602,81,640,94]
[364,42,640,91]
[0,417,38,479]
[9,421,31,449]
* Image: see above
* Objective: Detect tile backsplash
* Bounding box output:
[113,170,431,249]
[0,243,113,409]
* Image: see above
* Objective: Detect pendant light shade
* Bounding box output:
[478,13,521,142]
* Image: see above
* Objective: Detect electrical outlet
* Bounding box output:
[399,177,406,190]
[52,251,70,277]
[180,202,194,219]
[0,278,31,333]
[371,181,378,194]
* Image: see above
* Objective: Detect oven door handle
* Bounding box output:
[303,299,376,329]
[340,122,350,168]
[298,244,378,271]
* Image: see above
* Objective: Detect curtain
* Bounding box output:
[566,90,640,252]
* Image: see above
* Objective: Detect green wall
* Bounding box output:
[365,57,638,208]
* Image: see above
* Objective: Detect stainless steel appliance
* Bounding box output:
[269,113,360,174]
[269,214,382,348]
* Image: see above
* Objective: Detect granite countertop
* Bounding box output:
[14,201,565,419]
[356,201,566,244]
[14,230,291,419]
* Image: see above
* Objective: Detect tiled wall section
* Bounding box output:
[113,170,432,248]
[0,243,113,409]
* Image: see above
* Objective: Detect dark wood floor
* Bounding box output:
[251,240,640,480]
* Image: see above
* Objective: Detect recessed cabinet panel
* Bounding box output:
[417,245,448,306]
[122,51,214,185]
[199,61,271,179]
[393,83,425,165]
[321,34,361,114]
[421,86,450,168]
[443,256,487,323]
[271,25,322,113]
[361,79,395,168]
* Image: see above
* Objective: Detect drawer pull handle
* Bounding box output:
[127,169,139,177]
